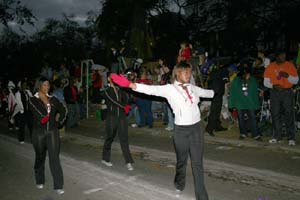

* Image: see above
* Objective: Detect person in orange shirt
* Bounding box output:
[263,50,299,146]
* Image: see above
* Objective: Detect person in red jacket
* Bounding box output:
[177,42,191,63]
[92,70,102,103]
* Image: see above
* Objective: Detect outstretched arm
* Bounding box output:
[193,86,214,98]
[111,74,136,89]
[111,73,168,98]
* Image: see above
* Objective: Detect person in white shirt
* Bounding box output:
[18,80,34,143]
[111,61,214,200]
[7,81,17,130]
[258,50,270,68]
[7,81,24,132]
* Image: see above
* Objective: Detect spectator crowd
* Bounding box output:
[1,42,300,147]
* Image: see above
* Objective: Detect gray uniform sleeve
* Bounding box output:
[263,78,273,88]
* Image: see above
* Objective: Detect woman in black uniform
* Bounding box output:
[101,73,134,171]
[29,77,67,195]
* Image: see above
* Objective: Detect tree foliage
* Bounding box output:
[0,0,35,27]
[1,0,300,79]
[0,15,96,79]
[31,16,95,67]
[186,0,300,55]
[96,0,163,59]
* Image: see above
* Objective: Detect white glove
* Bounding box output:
[9,117,15,124]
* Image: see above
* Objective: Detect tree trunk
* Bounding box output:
[129,2,153,59]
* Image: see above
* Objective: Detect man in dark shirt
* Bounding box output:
[64,78,80,128]
[205,64,229,136]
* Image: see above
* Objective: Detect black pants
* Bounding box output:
[14,113,22,128]
[8,116,14,129]
[206,93,223,131]
[92,87,101,104]
[237,109,259,137]
[18,111,33,142]
[102,115,133,164]
[173,122,208,200]
[270,89,295,140]
[32,130,64,189]
[66,103,80,128]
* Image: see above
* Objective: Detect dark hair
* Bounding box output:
[138,67,148,78]
[159,58,168,67]
[258,49,267,54]
[54,79,62,88]
[256,57,263,63]
[35,76,50,92]
[38,76,49,84]
[238,67,251,78]
[275,49,285,57]
[107,71,112,78]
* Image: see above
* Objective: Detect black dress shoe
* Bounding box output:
[214,126,227,132]
[254,135,263,141]
[208,131,215,137]
[205,127,215,137]
[239,134,247,140]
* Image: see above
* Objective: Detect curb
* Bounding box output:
[205,136,300,154]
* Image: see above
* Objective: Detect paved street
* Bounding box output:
[0,134,197,200]
[1,118,300,200]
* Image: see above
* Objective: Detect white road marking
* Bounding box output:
[83,187,103,194]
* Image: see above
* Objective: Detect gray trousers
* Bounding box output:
[32,130,63,189]
[66,103,80,128]
[270,89,295,140]
[173,122,208,200]
[102,115,133,164]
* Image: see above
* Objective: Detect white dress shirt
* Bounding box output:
[14,91,24,115]
[263,57,270,68]
[134,80,214,125]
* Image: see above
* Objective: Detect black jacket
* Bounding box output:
[20,90,31,112]
[108,50,120,64]
[104,86,129,118]
[29,94,67,133]
[209,67,229,96]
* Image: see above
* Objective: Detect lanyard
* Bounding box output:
[46,103,51,115]
[173,84,193,103]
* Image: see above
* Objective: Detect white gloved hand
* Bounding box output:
[9,117,15,124]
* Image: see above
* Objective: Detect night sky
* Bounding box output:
[15,0,102,33]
